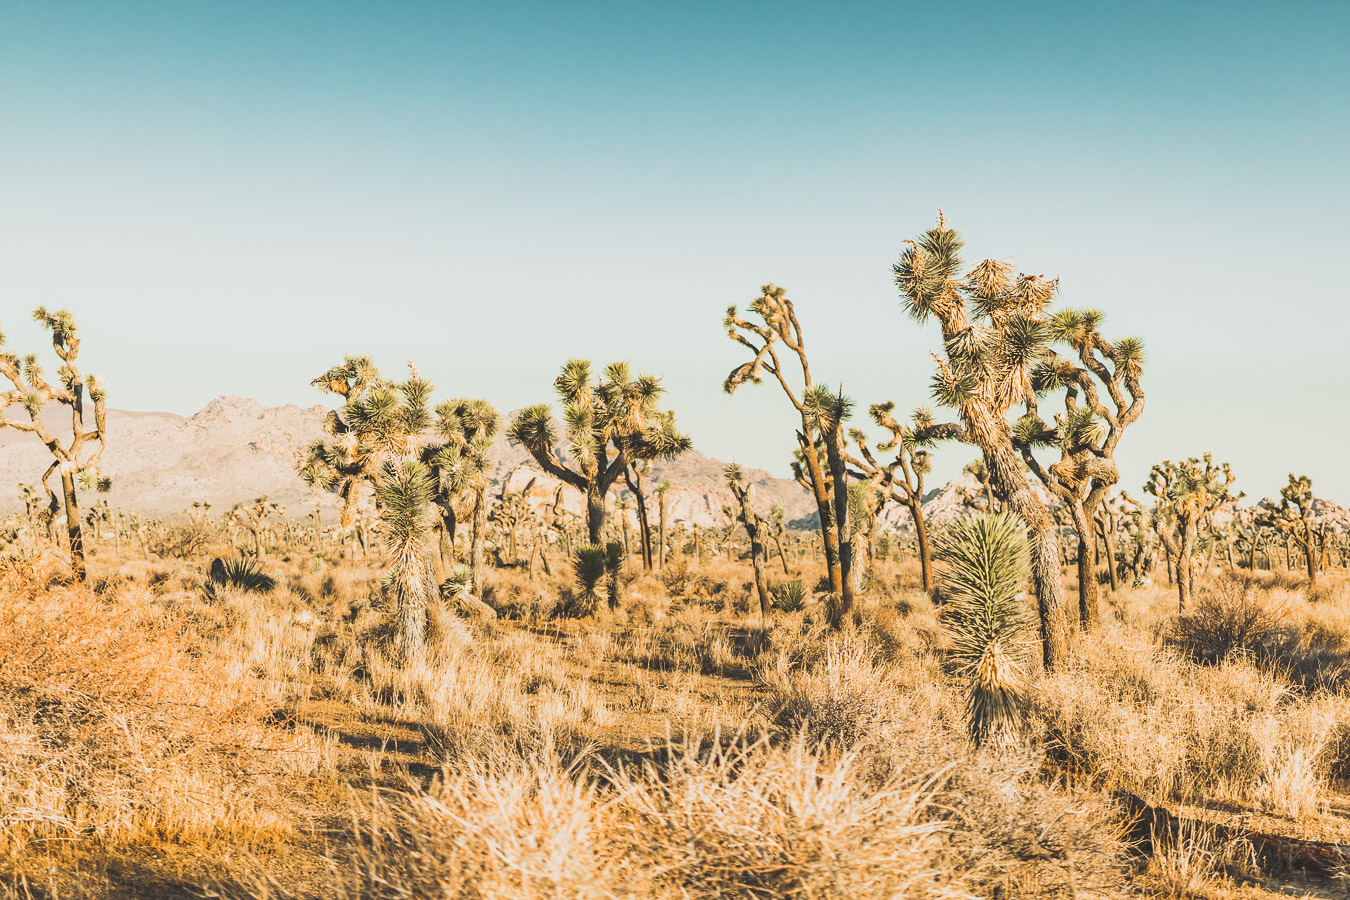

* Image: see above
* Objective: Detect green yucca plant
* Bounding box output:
[936,513,1033,750]
[376,458,438,663]
[572,544,608,615]
[776,579,806,613]
[604,540,625,609]
[209,555,277,595]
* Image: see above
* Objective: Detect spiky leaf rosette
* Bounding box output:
[376,458,438,663]
[572,544,607,615]
[936,513,1033,750]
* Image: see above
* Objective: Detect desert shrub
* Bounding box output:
[0,572,326,862]
[1168,575,1290,665]
[766,640,887,748]
[1033,634,1343,815]
[320,738,967,900]
[147,520,215,559]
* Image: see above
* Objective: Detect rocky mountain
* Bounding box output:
[0,397,817,525]
[3,396,1345,534]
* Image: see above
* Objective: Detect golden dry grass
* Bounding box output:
[2,536,1349,899]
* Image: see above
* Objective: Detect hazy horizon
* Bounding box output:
[2,1,1346,505]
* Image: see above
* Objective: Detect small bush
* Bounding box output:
[1169,575,1289,665]
[147,521,215,559]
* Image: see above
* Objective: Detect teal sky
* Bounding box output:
[2,1,1347,503]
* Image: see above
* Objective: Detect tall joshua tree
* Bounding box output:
[725,287,854,607]
[1012,307,1145,631]
[299,357,432,524]
[1130,454,1242,610]
[725,463,772,616]
[845,402,936,593]
[1255,474,1327,586]
[421,398,498,591]
[894,216,1073,667]
[0,308,110,581]
[507,360,690,544]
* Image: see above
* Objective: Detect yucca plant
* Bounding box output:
[937,513,1033,750]
[376,458,438,663]
[604,540,625,609]
[207,555,277,598]
[776,579,806,613]
[572,544,608,615]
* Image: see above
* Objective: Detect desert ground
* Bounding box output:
[4,520,1350,899]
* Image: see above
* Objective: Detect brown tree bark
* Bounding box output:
[60,469,86,582]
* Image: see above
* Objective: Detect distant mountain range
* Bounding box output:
[0,396,1345,532]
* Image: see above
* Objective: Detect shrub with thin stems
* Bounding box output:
[936,513,1033,750]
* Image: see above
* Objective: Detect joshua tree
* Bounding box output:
[1255,474,1328,586]
[724,287,854,609]
[508,360,690,545]
[896,214,1088,667]
[654,480,671,569]
[421,398,499,591]
[845,402,936,593]
[623,424,689,570]
[489,476,536,565]
[376,459,438,662]
[937,513,1034,750]
[0,308,110,581]
[300,357,432,525]
[725,463,772,616]
[1094,503,1121,592]
[1131,453,1242,610]
[229,496,281,558]
[1011,307,1145,631]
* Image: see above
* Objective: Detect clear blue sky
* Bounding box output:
[1,1,1346,503]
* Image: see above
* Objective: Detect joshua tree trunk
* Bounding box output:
[60,469,86,581]
[1096,511,1119,592]
[1177,523,1197,611]
[470,489,488,593]
[968,410,1070,669]
[772,534,789,574]
[794,430,844,595]
[910,499,935,594]
[1066,500,1098,631]
[821,429,854,624]
[657,493,667,570]
[625,468,654,570]
[585,482,605,544]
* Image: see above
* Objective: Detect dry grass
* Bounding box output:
[3,540,1349,899]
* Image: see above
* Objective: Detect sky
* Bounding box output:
[1,0,1347,503]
